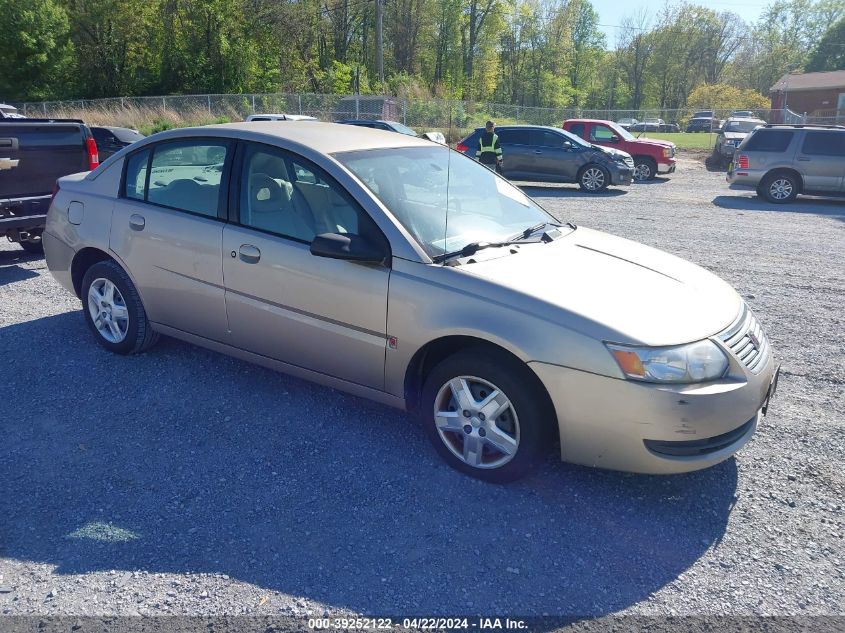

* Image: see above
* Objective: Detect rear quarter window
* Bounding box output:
[743,130,794,152]
[801,131,845,157]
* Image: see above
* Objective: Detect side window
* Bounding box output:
[744,131,794,152]
[590,125,615,141]
[124,149,150,201]
[532,130,566,148]
[801,131,845,157]
[568,123,586,139]
[146,141,229,217]
[239,144,383,245]
[496,129,529,145]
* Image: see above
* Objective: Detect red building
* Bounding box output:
[770,70,845,122]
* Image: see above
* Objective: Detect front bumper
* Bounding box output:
[610,165,634,186]
[657,160,676,174]
[529,351,775,474]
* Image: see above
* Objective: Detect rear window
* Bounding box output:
[743,130,794,152]
[5,125,83,148]
[496,129,530,145]
[801,131,845,157]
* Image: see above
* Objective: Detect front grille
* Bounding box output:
[669,147,676,158]
[718,304,770,374]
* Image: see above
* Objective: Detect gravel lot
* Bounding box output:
[1,154,843,621]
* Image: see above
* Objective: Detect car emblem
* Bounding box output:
[748,331,761,349]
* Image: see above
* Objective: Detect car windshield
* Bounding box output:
[388,121,419,136]
[724,120,763,133]
[607,123,635,141]
[335,146,557,259]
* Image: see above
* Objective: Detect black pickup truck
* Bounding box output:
[0,118,99,253]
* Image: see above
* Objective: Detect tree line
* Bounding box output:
[1,0,843,111]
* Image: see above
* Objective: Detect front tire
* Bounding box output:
[420,350,554,483]
[578,164,610,192]
[81,260,159,355]
[633,157,656,181]
[759,172,799,204]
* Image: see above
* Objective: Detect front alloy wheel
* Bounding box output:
[633,159,654,181]
[434,376,519,469]
[579,165,608,192]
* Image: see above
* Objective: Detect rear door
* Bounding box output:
[796,131,845,192]
[528,129,580,182]
[495,128,531,179]
[0,123,88,199]
[110,138,233,342]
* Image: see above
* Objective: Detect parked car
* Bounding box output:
[91,126,145,161]
[659,122,681,132]
[713,118,766,162]
[43,122,777,481]
[458,125,634,192]
[731,111,756,119]
[616,118,639,130]
[245,114,318,122]
[727,124,845,203]
[0,118,99,253]
[0,103,25,119]
[337,119,418,136]
[562,119,676,181]
[686,117,723,133]
[628,119,664,132]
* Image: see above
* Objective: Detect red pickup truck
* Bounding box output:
[562,119,676,181]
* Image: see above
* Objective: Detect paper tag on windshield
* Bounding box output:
[495,177,530,207]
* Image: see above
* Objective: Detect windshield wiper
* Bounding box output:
[433,222,567,264]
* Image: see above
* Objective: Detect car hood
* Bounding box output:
[594,145,632,160]
[631,138,674,150]
[461,227,741,346]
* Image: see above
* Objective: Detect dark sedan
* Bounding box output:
[686,117,722,133]
[91,126,145,160]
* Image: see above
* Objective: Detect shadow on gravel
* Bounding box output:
[632,176,670,185]
[519,184,627,199]
[0,312,738,619]
[712,195,845,217]
[0,249,41,285]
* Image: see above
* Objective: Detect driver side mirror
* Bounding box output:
[562,140,573,150]
[609,135,621,143]
[310,232,387,265]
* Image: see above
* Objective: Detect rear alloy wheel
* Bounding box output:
[578,165,609,192]
[633,158,656,181]
[81,260,159,354]
[420,350,553,482]
[760,172,798,204]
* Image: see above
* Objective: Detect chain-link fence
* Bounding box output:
[10,93,844,138]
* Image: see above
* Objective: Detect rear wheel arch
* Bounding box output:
[404,336,556,432]
[763,168,803,193]
[71,247,113,298]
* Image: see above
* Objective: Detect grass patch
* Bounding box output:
[635,132,718,150]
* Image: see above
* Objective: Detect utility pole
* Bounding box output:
[375,0,384,85]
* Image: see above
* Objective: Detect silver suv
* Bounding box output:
[727,124,845,203]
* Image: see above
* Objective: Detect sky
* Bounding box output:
[590,0,771,46]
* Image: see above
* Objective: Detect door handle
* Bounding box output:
[238,244,261,264]
[129,214,145,231]
[797,157,811,162]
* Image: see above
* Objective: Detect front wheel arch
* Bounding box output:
[577,163,610,192]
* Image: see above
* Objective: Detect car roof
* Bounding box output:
[147,121,432,153]
[566,119,615,125]
[472,124,563,132]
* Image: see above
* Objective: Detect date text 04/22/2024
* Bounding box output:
[308,618,528,630]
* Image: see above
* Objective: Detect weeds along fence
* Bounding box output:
[11,93,843,139]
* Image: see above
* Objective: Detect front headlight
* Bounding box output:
[662,147,671,158]
[606,340,729,383]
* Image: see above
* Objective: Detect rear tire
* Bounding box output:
[578,164,610,192]
[81,260,159,355]
[419,349,554,483]
[759,171,799,204]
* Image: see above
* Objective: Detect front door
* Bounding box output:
[110,139,232,342]
[222,142,390,389]
[529,129,580,182]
